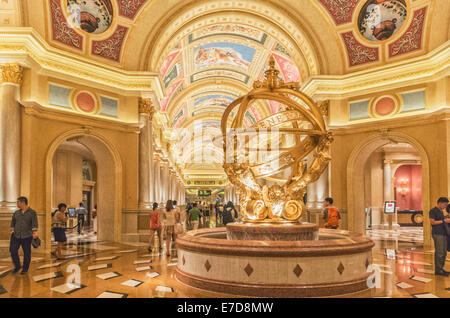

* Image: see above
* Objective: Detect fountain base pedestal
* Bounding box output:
[226,222,318,241]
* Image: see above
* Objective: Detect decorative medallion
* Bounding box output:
[358,0,408,42]
[318,0,360,25]
[341,31,379,66]
[75,91,96,113]
[375,97,395,115]
[293,264,303,278]
[92,25,129,62]
[49,0,82,49]
[244,263,254,277]
[66,0,113,34]
[389,7,427,57]
[118,0,147,20]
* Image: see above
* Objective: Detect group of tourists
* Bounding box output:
[148,199,183,256]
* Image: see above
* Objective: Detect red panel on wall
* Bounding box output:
[49,0,83,50]
[118,0,148,19]
[341,31,379,67]
[318,0,359,25]
[91,25,129,62]
[389,7,427,57]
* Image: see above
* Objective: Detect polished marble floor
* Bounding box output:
[0,225,449,298]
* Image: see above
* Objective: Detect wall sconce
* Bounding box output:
[397,178,409,196]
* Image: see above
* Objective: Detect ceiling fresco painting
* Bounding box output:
[194,42,256,70]
[315,0,429,69]
[358,0,408,41]
[66,0,113,34]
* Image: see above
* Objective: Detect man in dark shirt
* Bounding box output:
[429,197,450,276]
[10,196,38,274]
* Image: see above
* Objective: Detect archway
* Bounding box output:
[44,129,123,249]
[346,132,431,249]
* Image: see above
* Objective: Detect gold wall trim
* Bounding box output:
[330,107,450,136]
[302,41,450,99]
[0,28,164,97]
[21,101,140,134]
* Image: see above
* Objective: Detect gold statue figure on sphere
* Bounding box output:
[221,56,333,223]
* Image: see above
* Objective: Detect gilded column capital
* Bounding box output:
[1,63,23,85]
[139,97,156,120]
[317,100,329,117]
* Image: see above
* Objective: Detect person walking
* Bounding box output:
[10,197,38,275]
[92,204,98,235]
[223,201,237,226]
[323,197,341,229]
[148,202,162,253]
[189,203,202,230]
[51,203,68,259]
[76,202,87,235]
[429,197,450,276]
[163,200,180,257]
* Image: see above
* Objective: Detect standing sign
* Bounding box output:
[384,201,396,214]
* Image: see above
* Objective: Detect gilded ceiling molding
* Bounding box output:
[389,7,427,58]
[301,41,449,99]
[138,97,156,120]
[0,29,163,97]
[1,63,23,85]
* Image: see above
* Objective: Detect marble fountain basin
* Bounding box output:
[175,223,375,297]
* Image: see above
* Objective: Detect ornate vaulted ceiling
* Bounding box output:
[6,0,444,181]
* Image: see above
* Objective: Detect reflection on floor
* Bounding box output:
[0,225,449,298]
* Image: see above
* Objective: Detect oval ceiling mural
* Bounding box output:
[66,0,113,34]
[358,0,407,42]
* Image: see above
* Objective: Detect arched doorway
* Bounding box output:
[44,129,122,249]
[346,132,431,249]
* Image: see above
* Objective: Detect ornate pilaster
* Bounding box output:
[0,63,23,207]
[318,100,329,117]
[138,97,156,208]
[138,97,155,120]
[1,63,23,85]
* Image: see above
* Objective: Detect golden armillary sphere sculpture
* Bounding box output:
[221,56,333,223]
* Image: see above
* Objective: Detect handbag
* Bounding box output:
[175,222,184,235]
[32,237,41,248]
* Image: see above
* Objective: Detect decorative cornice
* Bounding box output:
[21,101,140,134]
[1,63,22,84]
[138,97,156,119]
[302,42,450,99]
[0,28,164,97]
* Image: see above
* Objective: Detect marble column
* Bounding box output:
[383,160,393,227]
[315,165,329,209]
[153,158,161,204]
[0,63,23,208]
[161,162,169,205]
[138,98,155,209]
